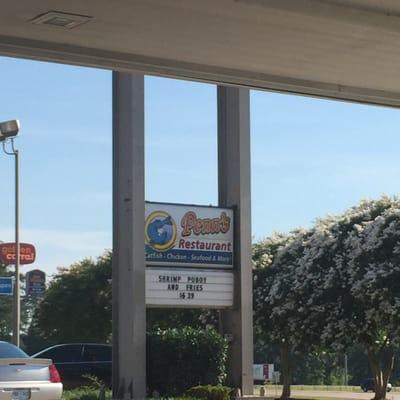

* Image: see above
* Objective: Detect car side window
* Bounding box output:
[40,345,83,363]
[83,345,111,362]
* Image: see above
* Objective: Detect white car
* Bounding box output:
[0,342,62,400]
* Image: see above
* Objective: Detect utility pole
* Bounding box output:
[3,139,20,346]
[13,144,20,347]
[0,120,21,347]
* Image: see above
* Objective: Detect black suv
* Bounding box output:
[33,343,111,389]
[360,378,392,393]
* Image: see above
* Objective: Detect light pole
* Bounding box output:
[0,119,21,346]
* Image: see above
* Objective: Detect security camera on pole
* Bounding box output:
[0,119,21,346]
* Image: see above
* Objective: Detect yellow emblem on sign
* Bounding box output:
[145,211,177,251]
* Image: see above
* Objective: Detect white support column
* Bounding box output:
[112,72,146,400]
[217,86,254,395]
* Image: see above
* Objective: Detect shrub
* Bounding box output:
[62,388,111,400]
[186,385,233,400]
[147,327,228,396]
[62,376,111,400]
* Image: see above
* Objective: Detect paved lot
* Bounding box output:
[263,388,400,400]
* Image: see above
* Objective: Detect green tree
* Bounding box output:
[253,196,400,400]
[292,352,326,385]
[30,251,217,345]
[0,263,32,344]
[345,199,400,400]
[295,196,400,400]
[0,264,14,340]
[30,252,112,343]
[347,345,369,386]
[253,231,317,400]
[147,308,218,331]
[147,327,228,395]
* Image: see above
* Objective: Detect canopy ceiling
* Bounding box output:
[2,0,400,106]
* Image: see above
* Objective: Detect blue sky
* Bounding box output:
[0,56,399,275]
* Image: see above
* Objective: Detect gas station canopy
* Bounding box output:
[2,1,399,396]
[1,0,400,105]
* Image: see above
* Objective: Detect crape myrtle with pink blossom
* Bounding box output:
[253,196,400,400]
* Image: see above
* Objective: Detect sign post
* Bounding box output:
[111,78,252,400]
[218,85,253,394]
[112,72,146,400]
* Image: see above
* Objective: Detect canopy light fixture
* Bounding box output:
[30,11,92,29]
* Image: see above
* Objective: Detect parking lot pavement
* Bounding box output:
[263,388,400,400]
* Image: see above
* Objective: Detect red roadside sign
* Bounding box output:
[0,243,36,265]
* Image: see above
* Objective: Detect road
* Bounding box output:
[263,388,400,400]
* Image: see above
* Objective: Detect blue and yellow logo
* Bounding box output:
[145,211,177,251]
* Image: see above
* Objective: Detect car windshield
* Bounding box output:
[0,342,28,358]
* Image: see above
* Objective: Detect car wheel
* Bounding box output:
[387,388,392,392]
[361,387,368,392]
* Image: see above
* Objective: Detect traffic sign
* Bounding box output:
[0,277,13,295]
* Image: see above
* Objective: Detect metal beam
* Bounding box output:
[112,72,146,400]
[2,35,400,108]
[218,86,253,395]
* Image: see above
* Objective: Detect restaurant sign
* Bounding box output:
[0,243,36,265]
[145,202,233,269]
